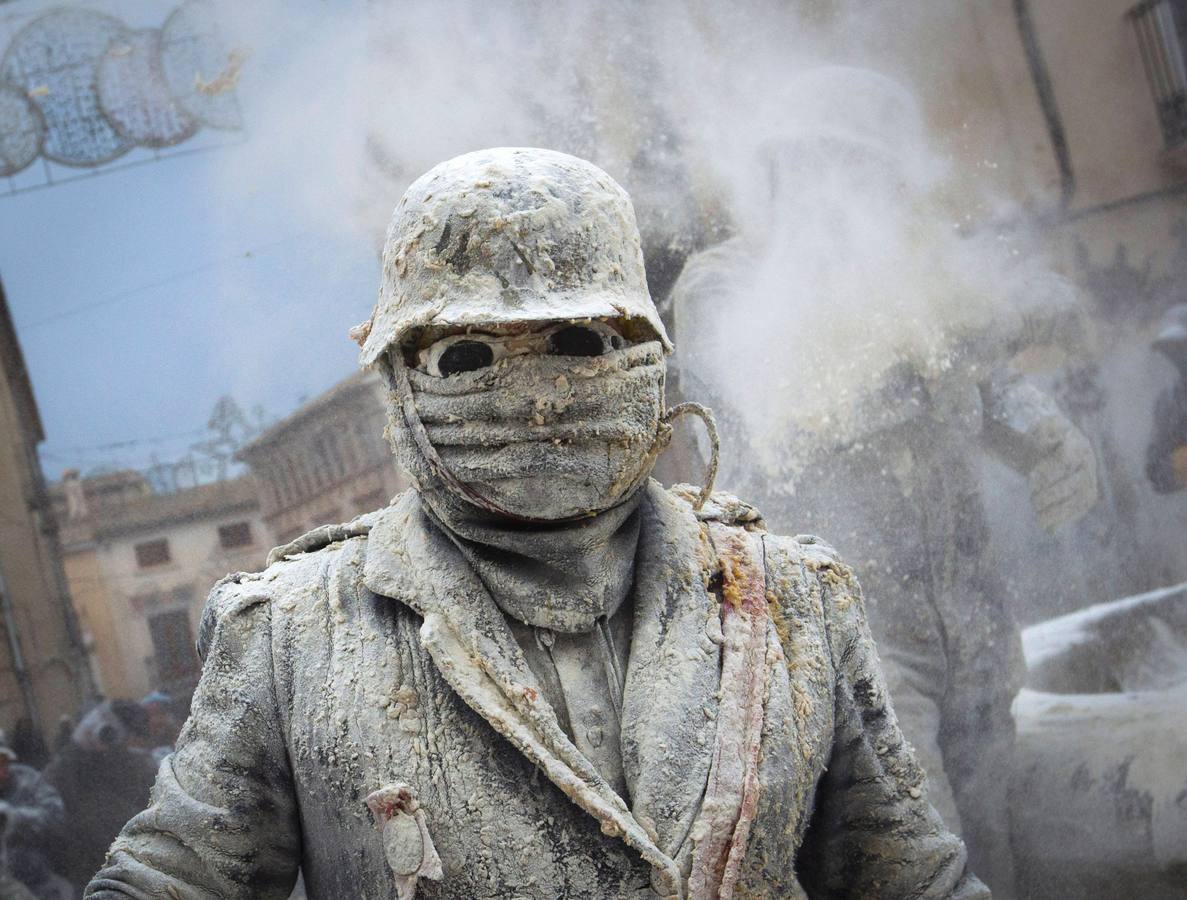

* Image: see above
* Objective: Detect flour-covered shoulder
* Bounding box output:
[776,537,990,898]
[196,503,395,662]
[196,571,273,663]
[665,481,865,620]
[667,482,765,530]
[264,503,392,567]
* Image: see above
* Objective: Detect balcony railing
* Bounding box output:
[1130,0,1187,149]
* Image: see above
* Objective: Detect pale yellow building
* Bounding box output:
[0,280,92,758]
[236,370,408,545]
[52,473,270,706]
[831,0,1187,288]
[53,369,409,708]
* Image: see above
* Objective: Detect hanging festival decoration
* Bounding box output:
[0,0,243,177]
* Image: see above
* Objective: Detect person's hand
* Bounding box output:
[1029,424,1099,530]
[1172,446,1187,488]
[981,374,1100,528]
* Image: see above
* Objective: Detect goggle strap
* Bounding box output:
[661,402,720,511]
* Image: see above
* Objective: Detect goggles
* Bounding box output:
[416,321,627,378]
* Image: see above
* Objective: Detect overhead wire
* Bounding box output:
[40,428,210,457]
[19,231,313,330]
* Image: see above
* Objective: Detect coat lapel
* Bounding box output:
[621,489,779,900]
[362,490,685,895]
[619,486,724,872]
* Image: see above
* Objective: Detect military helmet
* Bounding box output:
[358,147,671,366]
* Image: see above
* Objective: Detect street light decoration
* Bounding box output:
[0,0,243,176]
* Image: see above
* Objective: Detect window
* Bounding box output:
[312,431,345,484]
[340,426,361,473]
[285,453,311,503]
[1130,0,1187,148]
[264,460,290,508]
[135,538,171,568]
[131,585,193,615]
[218,521,253,549]
[130,590,163,614]
[147,608,199,681]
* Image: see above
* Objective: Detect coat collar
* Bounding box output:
[362,483,726,898]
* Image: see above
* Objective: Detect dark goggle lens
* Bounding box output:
[547,325,619,357]
[437,340,495,376]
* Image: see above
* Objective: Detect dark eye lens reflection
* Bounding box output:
[437,340,495,376]
[548,325,608,357]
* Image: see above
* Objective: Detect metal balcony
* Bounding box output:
[1130,0,1187,149]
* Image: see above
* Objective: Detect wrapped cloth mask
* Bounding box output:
[381,339,669,632]
[381,337,722,632]
[388,340,669,522]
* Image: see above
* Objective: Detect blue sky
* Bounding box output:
[0,0,953,484]
[0,0,379,477]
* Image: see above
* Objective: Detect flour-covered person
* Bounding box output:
[87,148,988,900]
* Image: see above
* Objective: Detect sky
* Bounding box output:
[0,0,1066,485]
[0,0,379,478]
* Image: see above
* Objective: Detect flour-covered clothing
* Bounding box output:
[87,483,985,899]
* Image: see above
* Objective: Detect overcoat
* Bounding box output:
[87,482,987,899]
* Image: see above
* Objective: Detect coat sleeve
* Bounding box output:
[85,576,300,899]
[795,545,990,900]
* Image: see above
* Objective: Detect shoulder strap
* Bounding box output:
[667,484,765,531]
[687,519,770,900]
[265,508,385,566]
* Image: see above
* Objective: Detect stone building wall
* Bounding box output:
[0,281,91,755]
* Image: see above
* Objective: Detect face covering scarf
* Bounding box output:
[384,340,669,632]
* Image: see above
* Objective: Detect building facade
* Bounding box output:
[921,0,1187,281]
[0,280,92,760]
[52,473,270,706]
[236,371,408,545]
[49,370,408,710]
[951,0,1187,608]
